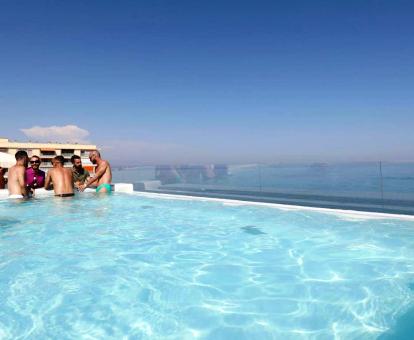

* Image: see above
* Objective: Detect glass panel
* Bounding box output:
[112,166,156,184]
[111,162,414,215]
[382,162,414,215]
[260,162,385,211]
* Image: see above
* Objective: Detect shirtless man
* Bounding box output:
[80,151,112,193]
[8,150,29,198]
[45,156,75,197]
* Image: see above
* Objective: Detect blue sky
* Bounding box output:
[1,0,413,165]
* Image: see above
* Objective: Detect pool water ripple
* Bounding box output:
[1,193,414,338]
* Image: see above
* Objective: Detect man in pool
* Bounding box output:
[45,156,75,197]
[25,155,46,196]
[0,166,6,189]
[80,151,112,193]
[8,150,29,198]
[71,155,90,190]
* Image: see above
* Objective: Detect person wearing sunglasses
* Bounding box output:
[25,155,46,195]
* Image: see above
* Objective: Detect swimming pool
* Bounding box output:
[1,192,414,339]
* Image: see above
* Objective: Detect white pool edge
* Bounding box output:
[130,191,414,221]
[1,184,414,221]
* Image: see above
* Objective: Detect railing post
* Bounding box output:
[259,163,263,192]
[379,161,385,211]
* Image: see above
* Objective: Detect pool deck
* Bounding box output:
[1,183,414,221]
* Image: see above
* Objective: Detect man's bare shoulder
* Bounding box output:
[97,160,110,169]
[11,165,25,173]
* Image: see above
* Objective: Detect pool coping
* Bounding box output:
[130,191,414,221]
[2,184,414,221]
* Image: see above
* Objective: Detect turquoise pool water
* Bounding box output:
[1,193,414,339]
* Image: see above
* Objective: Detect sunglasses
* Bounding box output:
[30,160,41,164]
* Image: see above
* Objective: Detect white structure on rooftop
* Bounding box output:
[0,138,97,171]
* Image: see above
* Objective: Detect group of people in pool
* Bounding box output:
[6,150,112,198]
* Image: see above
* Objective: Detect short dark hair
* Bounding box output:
[53,155,65,164]
[30,155,40,161]
[71,155,81,163]
[15,150,28,160]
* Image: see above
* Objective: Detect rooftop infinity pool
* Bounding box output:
[1,192,414,339]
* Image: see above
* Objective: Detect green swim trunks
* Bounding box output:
[96,183,112,193]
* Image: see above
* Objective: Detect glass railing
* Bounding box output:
[112,162,414,215]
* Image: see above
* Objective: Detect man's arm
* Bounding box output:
[67,168,75,189]
[83,169,91,184]
[44,171,53,190]
[17,167,27,196]
[82,163,107,189]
